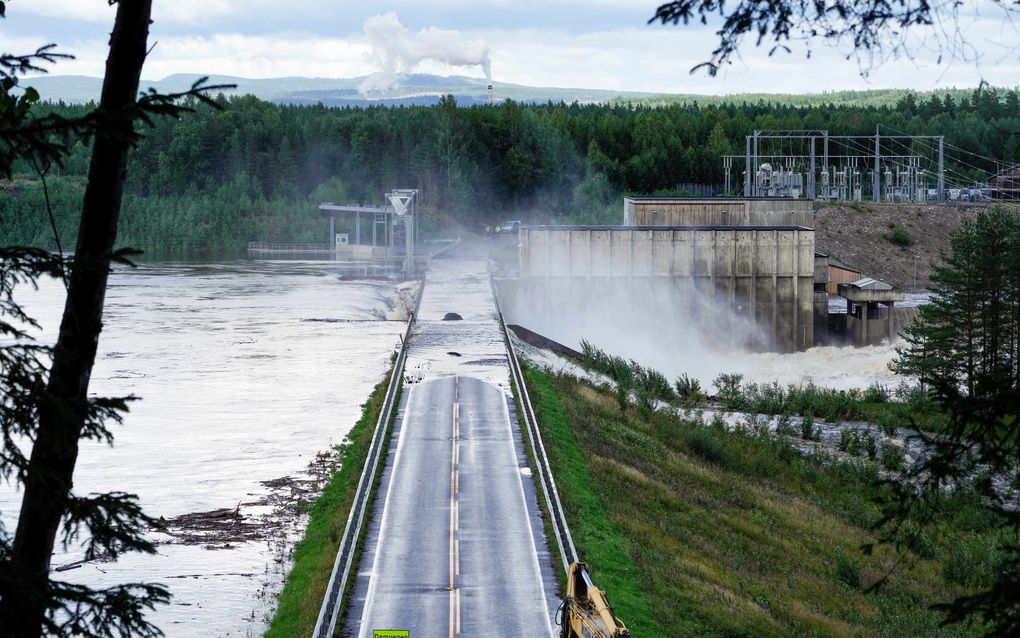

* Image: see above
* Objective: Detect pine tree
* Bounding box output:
[0,3,229,635]
[889,208,1020,636]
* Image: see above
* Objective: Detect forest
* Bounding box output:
[2,87,1019,255]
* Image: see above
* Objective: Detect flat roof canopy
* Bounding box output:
[319,203,395,215]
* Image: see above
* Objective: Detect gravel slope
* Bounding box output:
[813,202,1007,291]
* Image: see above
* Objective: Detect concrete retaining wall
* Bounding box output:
[623,197,814,228]
[505,226,815,352]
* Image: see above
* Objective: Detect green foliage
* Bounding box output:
[580,340,680,413]
[684,428,727,466]
[941,535,1004,589]
[6,90,1020,252]
[674,373,706,406]
[712,373,744,409]
[523,366,661,636]
[527,365,990,637]
[800,413,818,441]
[775,413,797,436]
[838,428,877,459]
[835,554,861,589]
[886,225,912,247]
[886,208,1020,636]
[1,33,227,636]
[880,440,906,472]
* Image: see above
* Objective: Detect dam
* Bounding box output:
[496,197,818,353]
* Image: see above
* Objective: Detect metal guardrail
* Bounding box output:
[311,278,425,638]
[426,237,462,259]
[493,289,579,574]
[248,242,333,251]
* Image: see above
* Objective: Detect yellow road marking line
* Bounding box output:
[448,589,455,638]
[450,393,463,635]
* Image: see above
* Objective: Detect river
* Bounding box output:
[1,261,407,636]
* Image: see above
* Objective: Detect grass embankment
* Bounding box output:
[266,368,395,637]
[525,365,999,637]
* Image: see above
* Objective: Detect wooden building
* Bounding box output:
[991,164,1020,200]
[826,257,862,296]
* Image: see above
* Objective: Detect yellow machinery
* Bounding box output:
[559,562,630,638]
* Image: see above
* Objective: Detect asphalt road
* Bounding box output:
[344,259,558,638]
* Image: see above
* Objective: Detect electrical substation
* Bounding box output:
[725,129,948,203]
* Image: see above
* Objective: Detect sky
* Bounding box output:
[3,0,1019,94]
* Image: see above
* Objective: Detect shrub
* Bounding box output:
[800,414,818,440]
[896,521,936,559]
[838,428,877,458]
[615,383,630,412]
[942,535,1002,588]
[876,411,899,437]
[713,373,744,409]
[863,382,889,403]
[739,413,770,439]
[885,225,912,247]
[835,554,861,589]
[880,440,905,471]
[709,411,728,431]
[838,430,855,454]
[637,364,674,402]
[684,428,727,466]
[675,373,706,405]
[775,413,797,436]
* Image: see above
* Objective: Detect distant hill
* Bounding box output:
[21,73,654,106]
[20,72,1005,108]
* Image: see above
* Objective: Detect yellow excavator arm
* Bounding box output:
[559,562,630,638]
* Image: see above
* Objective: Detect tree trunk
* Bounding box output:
[1,2,153,635]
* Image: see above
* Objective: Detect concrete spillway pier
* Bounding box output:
[344,258,559,637]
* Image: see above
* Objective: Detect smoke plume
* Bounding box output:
[359,12,492,94]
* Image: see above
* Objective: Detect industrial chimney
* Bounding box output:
[487,84,493,106]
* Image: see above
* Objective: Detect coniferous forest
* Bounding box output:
[2,88,1019,255]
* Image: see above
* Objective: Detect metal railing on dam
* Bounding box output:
[311,278,424,638]
[493,288,580,575]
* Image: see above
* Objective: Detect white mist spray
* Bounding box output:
[359,12,492,94]
[502,280,903,391]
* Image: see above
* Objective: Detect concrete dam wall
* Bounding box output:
[499,225,816,353]
[624,197,814,228]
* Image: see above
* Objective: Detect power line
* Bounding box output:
[880,123,1015,170]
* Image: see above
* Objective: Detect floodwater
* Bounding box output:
[0,261,407,636]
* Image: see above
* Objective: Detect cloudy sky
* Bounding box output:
[3,0,1019,94]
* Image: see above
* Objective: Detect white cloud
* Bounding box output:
[8,0,245,25]
[143,33,375,79]
[5,0,114,23]
[3,5,1018,94]
[474,23,1020,94]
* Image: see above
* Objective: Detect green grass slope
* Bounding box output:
[525,365,994,637]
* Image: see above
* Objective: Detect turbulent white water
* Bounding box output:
[721,343,904,391]
[0,261,406,637]
[515,313,906,392]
